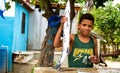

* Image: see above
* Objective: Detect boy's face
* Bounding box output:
[78,19,93,36]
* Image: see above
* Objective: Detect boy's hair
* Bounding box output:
[79,13,94,24]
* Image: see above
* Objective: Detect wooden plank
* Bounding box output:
[33,67,120,73]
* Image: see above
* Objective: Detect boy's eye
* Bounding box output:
[83,24,87,26]
[82,24,92,28]
[88,25,92,28]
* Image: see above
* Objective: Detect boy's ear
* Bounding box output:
[77,24,80,30]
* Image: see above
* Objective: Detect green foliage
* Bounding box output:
[75,0,84,3]
[91,1,120,43]
[104,56,112,61]
[50,0,59,3]
[94,0,113,8]
[5,2,11,10]
[12,0,20,2]
[31,67,34,73]
[31,0,36,5]
[105,56,120,62]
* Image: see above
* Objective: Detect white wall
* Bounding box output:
[28,9,78,50]
[28,9,47,50]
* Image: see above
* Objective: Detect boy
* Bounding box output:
[54,13,100,68]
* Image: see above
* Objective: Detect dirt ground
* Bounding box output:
[105,61,120,68]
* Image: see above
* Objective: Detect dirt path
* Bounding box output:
[105,61,120,68]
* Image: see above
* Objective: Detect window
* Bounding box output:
[21,12,26,34]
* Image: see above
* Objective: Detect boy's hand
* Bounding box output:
[61,16,67,24]
[89,55,99,64]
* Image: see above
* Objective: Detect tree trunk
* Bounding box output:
[103,43,106,55]
[85,0,94,12]
[39,26,59,66]
[39,0,56,67]
[70,0,75,33]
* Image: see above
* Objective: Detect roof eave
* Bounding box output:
[20,1,35,11]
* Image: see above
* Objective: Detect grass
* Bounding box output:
[104,56,120,62]
[31,67,34,73]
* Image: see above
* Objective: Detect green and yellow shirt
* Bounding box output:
[68,34,95,68]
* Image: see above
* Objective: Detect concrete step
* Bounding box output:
[27,51,41,60]
[13,60,38,73]
[28,50,68,67]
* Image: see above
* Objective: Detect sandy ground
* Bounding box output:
[105,61,120,68]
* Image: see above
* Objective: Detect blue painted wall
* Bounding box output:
[0,17,14,72]
[0,2,29,72]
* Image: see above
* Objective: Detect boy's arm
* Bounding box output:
[93,38,100,63]
[53,23,63,48]
[89,37,100,64]
[53,16,67,48]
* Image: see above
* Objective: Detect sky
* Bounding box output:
[113,0,120,6]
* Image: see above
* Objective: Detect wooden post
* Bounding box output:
[97,39,100,57]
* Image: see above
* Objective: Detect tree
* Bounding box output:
[91,1,120,55]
